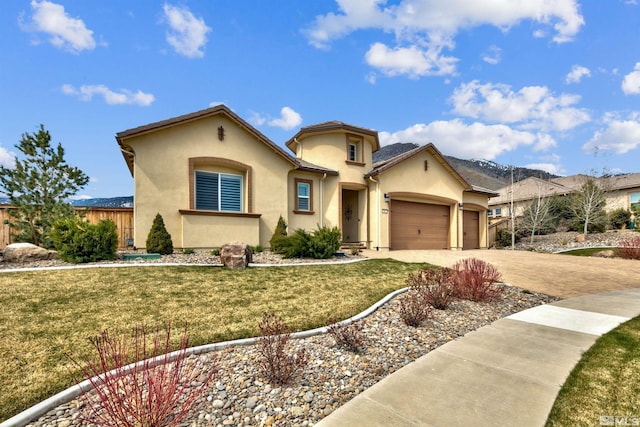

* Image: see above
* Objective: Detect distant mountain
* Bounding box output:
[0,196,133,208]
[71,196,133,208]
[373,143,559,191]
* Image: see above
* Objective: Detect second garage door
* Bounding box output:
[390,200,450,250]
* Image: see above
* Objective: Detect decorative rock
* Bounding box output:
[593,249,615,258]
[2,243,56,263]
[220,241,253,269]
[575,234,586,243]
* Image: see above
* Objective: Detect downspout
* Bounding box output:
[369,176,380,250]
[320,173,327,227]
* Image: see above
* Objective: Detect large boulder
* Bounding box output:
[220,241,253,269]
[3,243,56,263]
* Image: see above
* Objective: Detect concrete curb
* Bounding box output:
[0,285,408,427]
[0,257,369,274]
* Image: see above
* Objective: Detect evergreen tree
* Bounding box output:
[0,125,89,247]
[269,215,288,252]
[145,213,174,255]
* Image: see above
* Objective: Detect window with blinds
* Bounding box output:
[195,171,242,212]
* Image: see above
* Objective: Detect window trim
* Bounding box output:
[345,134,365,167]
[294,178,314,214]
[188,157,253,212]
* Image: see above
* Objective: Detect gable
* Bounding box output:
[116,104,296,176]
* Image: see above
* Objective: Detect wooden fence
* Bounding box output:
[0,205,134,250]
[488,217,512,248]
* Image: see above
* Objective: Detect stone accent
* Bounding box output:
[3,243,56,263]
[575,234,586,243]
[220,241,253,269]
[593,249,616,258]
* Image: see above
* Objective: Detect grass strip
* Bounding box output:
[545,315,640,426]
[0,259,430,422]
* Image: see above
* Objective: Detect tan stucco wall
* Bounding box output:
[372,150,467,250]
[124,114,293,249]
[287,171,322,232]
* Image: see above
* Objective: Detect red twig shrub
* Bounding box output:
[70,324,217,427]
[617,236,640,260]
[405,268,457,309]
[397,286,432,327]
[451,258,504,302]
[255,312,309,385]
[327,319,366,352]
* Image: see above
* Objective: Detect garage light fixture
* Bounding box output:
[384,193,390,203]
[459,202,464,210]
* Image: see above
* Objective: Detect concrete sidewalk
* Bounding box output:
[316,288,640,427]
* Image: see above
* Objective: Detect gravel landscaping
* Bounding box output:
[7,231,635,426]
[25,285,554,427]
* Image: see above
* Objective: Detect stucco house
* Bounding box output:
[116,105,496,251]
[488,173,640,221]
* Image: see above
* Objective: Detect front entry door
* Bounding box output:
[342,189,359,243]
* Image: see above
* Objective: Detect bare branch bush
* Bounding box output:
[405,268,456,310]
[327,319,366,352]
[452,258,504,303]
[255,312,309,385]
[69,324,217,427]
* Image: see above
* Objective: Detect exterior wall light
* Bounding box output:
[384,193,390,203]
[459,202,464,210]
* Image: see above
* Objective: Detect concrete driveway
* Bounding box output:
[363,249,640,298]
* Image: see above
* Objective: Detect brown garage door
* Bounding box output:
[463,210,480,249]
[390,200,449,250]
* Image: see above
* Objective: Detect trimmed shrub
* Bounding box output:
[146,213,173,255]
[397,286,432,327]
[609,208,632,230]
[451,258,504,302]
[495,228,519,248]
[269,216,288,253]
[69,324,217,427]
[406,268,456,310]
[252,244,264,253]
[183,248,194,255]
[273,225,341,259]
[51,216,118,263]
[327,320,365,352]
[255,312,309,385]
[617,236,640,260]
[307,226,341,259]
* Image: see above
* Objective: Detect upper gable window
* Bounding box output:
[346,134,364,166]
[195,171,242,212]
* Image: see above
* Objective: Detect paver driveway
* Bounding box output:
[363,249,640,298]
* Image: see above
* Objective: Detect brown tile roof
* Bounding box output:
[285,121,380,153]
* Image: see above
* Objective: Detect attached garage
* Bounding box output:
[390,200,450,250]
[463,210,480,249]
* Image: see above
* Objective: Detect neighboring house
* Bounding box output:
[116,105,496,251]
[489,173,640,221]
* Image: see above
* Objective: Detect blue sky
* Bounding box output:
[1,1,640,199]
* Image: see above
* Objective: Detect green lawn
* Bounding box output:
[546,316,640,426]
[557,247,616,257]
[0,259,431,422]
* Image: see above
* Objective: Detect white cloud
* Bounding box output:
[163,3,211,58]
[268,107,302,131]
[305,0,583,78]
[69,194,93,201]
[249,112,267,126]
[62,84,155,106]
[482,45,502,65]
[622,62,640,95]
[365,42,457,78]
[379,119,552,160]
[449,80,590,131]
[583,113,640,154]
[524,162,563,175]
[0,146,17,169]
[21,0,96,53]
[565,65,591,84]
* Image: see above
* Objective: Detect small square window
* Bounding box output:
[348,143,357,162]
[631,192,640,212]
[495,208,502,217]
